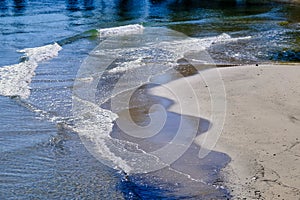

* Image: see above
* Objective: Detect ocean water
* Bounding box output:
[0,0,299,199]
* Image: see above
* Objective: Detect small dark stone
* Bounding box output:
[256,64,259,66]
[10,95,19,99]
[125,175,129,181]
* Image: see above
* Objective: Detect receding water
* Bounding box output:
[0,0,299,199]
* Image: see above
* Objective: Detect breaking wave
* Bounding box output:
[0,43,62,99]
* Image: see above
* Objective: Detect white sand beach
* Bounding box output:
[149,64,300,199]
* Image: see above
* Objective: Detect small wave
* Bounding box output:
[106,32,251,74]
[108,58,145,74]
[18,43,62,63]
[0,43,62,99]
[98,24,144,38]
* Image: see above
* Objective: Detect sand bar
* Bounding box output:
[149,64,300,199]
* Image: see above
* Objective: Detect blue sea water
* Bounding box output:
[0,0,299,199]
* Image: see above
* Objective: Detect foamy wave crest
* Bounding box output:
[158,33,250,56]
[106,33,251,74]
[98,24,144,37]
[18,43,62,62]
[0,43,62,99]
[107,58,145,74]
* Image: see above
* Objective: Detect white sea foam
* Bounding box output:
[158,33,250,56]
[106,32,251,74]
[0,43,62,99]
[98,24,144,37]
[73,96,167,173]
[18,43,62,63]
[107,57,145,74]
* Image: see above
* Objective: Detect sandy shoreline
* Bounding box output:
[149,64,300,199]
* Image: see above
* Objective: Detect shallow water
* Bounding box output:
[1,0,300,199]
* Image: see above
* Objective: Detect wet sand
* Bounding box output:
[108,81,231,199]
[149,64,300,199]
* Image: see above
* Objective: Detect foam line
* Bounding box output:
[98,24,144,37]
[0,43,62,99]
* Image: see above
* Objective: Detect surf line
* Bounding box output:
[0,25,147,183]
[0,24,145,100]
[0,24,146,143]
[57,24,144,46]
[0,24,146,158]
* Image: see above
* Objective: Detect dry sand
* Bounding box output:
[149,64,300,200]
